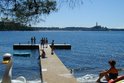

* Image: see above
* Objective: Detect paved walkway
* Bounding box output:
[39,45,77,83]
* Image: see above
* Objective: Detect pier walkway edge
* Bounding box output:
[39,45,77,83]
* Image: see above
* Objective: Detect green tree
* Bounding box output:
[0,0,83,25]
[0,0,57,25]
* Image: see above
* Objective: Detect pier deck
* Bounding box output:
[49,44,71,49]
[39,45,77,83]
[13,44,71,50]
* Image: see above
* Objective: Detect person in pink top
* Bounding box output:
[96,60,118,83]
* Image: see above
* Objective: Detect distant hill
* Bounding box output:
[32,26,124,31]
[0,21,124,31]
[32,22,124,31]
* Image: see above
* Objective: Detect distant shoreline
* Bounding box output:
[0,29,124,31]
[0,26,124,31]
[1,21,124,31]
[31,27,124,31]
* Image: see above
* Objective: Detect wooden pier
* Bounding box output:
[13,44,77,83]
[13,44,39,49]
[49,44,71,49]
[13,43,71,50]
[39,45,77,83]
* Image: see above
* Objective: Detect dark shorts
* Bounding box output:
[109,73,118,79]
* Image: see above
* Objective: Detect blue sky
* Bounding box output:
[34,0,124,29]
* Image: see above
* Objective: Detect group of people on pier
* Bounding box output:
[40,37,48,48]
[39,38,55,59]
[30,37,55,58]
[31,36,36,44]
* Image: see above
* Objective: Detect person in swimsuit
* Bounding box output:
[96,60,118,83]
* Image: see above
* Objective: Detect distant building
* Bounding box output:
[96,22,98,26]
[91,22,108,31]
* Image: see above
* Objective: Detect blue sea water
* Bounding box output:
[0,31,124,83]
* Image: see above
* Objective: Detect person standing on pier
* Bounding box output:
[51,40,54,55]
[45,38,48,48]
[41,38,44,48]
[33,36,36,44]
[31,37,33,44]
